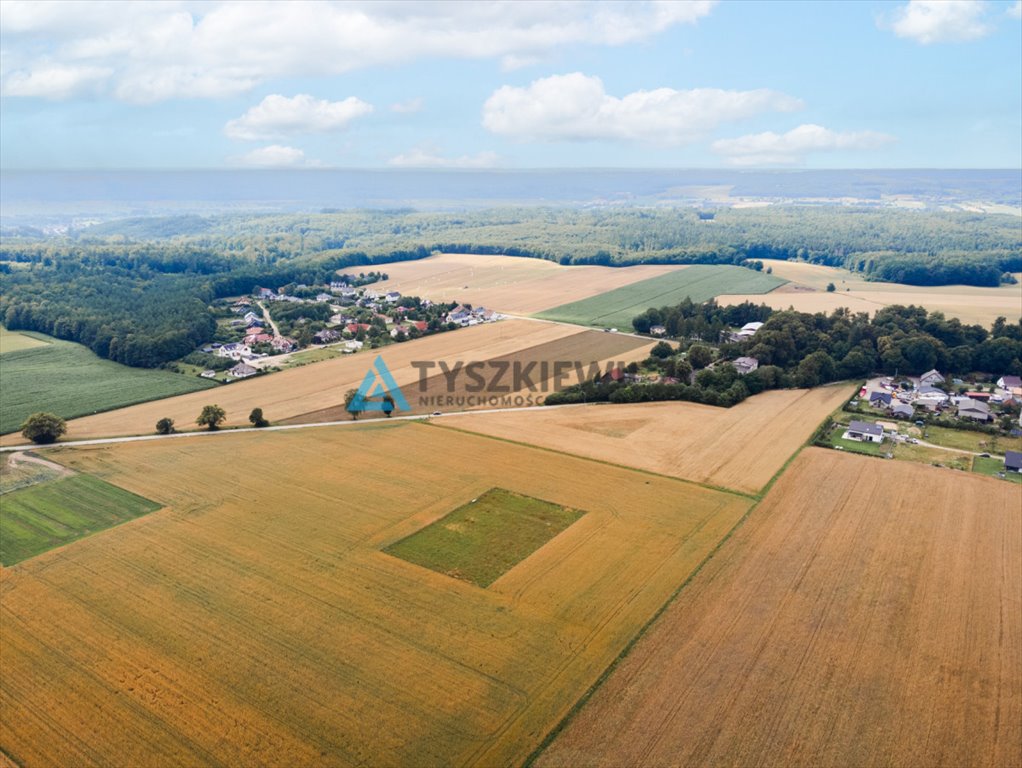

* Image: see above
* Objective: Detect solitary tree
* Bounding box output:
[249,408,269,428]
[382,394,395,417]
[343,388,361,420]
[196,404,227,430]
[826,282,836,292]
[155,417,175,435]
[21,412,66,444]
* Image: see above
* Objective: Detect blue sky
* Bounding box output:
[1,0,1020,169]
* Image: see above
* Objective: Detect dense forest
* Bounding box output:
[1,206,1018,368]
[546,303,1022,409]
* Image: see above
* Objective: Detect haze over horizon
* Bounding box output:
[2,0,1021,172]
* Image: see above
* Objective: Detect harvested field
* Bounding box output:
[0,423,751,767]
[720,262,1022,326]
[281,326,652,424]
[0,320,590,444]
[0,326,47,354]
[343,253,687,314]
[445,385,855,494]
[534,265,786,329]
[537,448,1022,768]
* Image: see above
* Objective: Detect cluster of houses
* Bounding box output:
[861,369,1022,425]
[443,304,500,326]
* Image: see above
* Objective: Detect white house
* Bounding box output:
[228,362,258,378]
[919,369,945,387]
[997,375,1022,390]
[650,325,667,337]
[844,420,884,443]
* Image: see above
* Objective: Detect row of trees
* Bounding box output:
[19,405,272,444]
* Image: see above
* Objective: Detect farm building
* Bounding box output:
[919,369,945,387]
[844,420,884,443]
[732,356,759,375]
[199,370,217,379]
[1005,451,1022,473]
[997,375,1022,390]
[650,325,667,336]
[957,399,992,422]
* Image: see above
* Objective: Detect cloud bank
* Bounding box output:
[1,0,716,102]
[711,124,896,166]
[483,73,802,143]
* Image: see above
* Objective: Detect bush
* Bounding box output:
[155,417,175,434]
[21,412,67,444]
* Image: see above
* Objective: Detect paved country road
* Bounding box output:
[0,401,600,453]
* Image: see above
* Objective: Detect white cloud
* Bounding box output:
[390,97,424,114]
[711,124,896,166]
[2,62,111,98]
[389,145,500,168]
[482,73,802,144]
[0,1,716,102]
[1008,1,1022,19]
[230,144,310,168]
[885,0,992,43]
[224,94,373,140]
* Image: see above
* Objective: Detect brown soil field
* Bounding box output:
[0,423,751,767]
[281,327,653,423]
[344,253,688,314]
[537,448,1022,768]
[720,262,1022,326]
[444,385,855,495]
[0,320,583,445]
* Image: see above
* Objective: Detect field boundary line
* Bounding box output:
[523,489,766,768]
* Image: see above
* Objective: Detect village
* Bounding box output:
[829,370,1022,480]
[175,276,502,382]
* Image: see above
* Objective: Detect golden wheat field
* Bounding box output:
[719,261,1022,326]
[537,448,1022,768]
[281,327,652,424]
[0,422,751,767]
[344,253,688,314]
[0,320,650,444]
[445,385,855,495]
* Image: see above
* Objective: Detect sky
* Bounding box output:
[1,0,1020,170]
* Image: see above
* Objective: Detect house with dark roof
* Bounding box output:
[869,391,892,407]
[844,420,884,443]
[891,402,914,419]
[998,375,1022,390]
[1005,450,1022,473]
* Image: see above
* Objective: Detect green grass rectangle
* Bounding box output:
[384,488,585,587]
[533,265,786,329]
[0,474,163,565]
[972,456,1022,483]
